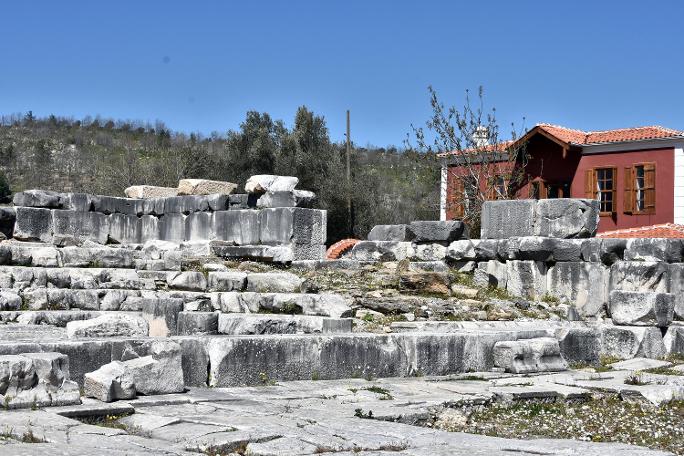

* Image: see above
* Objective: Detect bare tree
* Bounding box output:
[410,86,527,234]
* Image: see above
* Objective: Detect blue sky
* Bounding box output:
[1,1,683,147]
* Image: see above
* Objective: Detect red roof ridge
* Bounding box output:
[585,125,684,135]
[597,223,684,239]
[536,123,586,133]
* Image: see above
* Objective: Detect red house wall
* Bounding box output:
[571,147,674,232]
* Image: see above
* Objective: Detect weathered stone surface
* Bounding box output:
[0,206,16,239]
[350,241,414,262]
[213,210,260,244]
[217,313,351,335]
[83,361,136,402]
[412,243,448,261]
[493,337,568,373]
[142,297,184,337]
[124,185,178,199]
[258,207,326,245]
[0,245,11,265]
[609,291,674,327]
[256,190,316,208]
[123,340,184,395]
[670,264,684,321]
[245,175,299,193]
[177,311,218,335]
[447,240,477,261]
[609,261,670,293]
[600,325,666,360]
[547,262,608,318]
[107,213,141,245]
[0,290,21,310]
[66,314,148,338]
[664,326,684,354]
[59,246,134,269]
[12,189,63,208]
[409,220,469,243]
[399,271,450,295]
[367,224,413,242]
[178,178,237,196]
[624,238,684,263]
[13,207,53,242]
[246,272,303,293]
[505,260,546,299]
[473,260,508,289]
[207,270,247,291]
[169,271,208,291]
[555,326,601,364]
[535,198,600,238]
[481,200,536,239]
[158,213,186,241]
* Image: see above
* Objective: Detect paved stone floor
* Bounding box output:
[1,367,679,455]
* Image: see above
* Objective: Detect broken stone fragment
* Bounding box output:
[66,314,149,339]
[124,185,178,199]
[83,361,136,402]
[246,272,304,293]
[256,190,316,208]
[493,337,568,374]
[244,175,299,194]
[177,178,237,196]
[122,340,185,395]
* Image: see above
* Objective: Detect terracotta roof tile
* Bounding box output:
[597,223,684,239]
[537,124,684,145]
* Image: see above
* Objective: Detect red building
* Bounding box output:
[440,124,684,233]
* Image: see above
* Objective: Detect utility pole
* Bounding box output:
[346,110,353,236]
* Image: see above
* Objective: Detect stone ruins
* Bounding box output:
[0,177,681,455]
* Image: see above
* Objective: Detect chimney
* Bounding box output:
[473,126,490,148]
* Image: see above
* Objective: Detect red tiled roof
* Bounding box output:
[537,124,684,145]
[597,223,684,239]
[440,124,684,157]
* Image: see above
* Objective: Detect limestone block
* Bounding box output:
[245,175,299,193]
[108,213,141,245]
[670,264,684,320]
[66,314,148,338]
[218,313,350,335]
[481,200,536,239]
[600,325,666,359]
[177,311,218,335]
[291,243,324,261]
[256,190,316,208]
[169,271,208,292]
[213,210,260,244]
[624,238,684,263]
[412,243,447,261]
[0,291,21,310]
[547,262,608,318]
[122,340,184,395]
[505,260,546,299]
[142,297,184,337]
[0,245,12,265]
[609,261,670,293]
[0,206,16,239]
[228,194,249,209]
[246,272,303,293]
[178,178,237,196]
[162,195,211,214]
[124,185,178,199]
[184,212,214,241]
[609,291,674,327]
[0,355,37,396]
[473,260,507,289]
[664,326,684,355]
[258,208,326,245]
[12,189,63,208]
[555,327,601,364]
[83,361,136,402]
[159,213,186,242]
[13,207,53,242]
[493,337,568,373]
[52,210,110,244]
[350,241,414,262]
[535,198,600,238]
[22,352,70,387]
[29,246,60,267]
[207,271,247,291]
[367,224,414,242]
[91,195,144,216]
[446,240,476,261]
[60,192,94,212]
[409,220,469,243]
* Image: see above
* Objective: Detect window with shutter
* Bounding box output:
[624,166,634,214]
[643,162,656,213]
[584,169,595,199]
[595,167,616,215]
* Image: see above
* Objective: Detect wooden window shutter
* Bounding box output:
[452,179,465,218]
[644,162,656,213]
[584,169,595,199]
[611,167,618,214]
[623,166,634,214]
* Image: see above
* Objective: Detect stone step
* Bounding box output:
[0,288,352,318]
[0,329,549,387]
[0,265,306,294]
[177,312,352,336]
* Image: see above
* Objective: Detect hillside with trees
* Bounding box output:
[0,108,439,243]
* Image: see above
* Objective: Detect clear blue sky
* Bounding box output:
[1,1,682,147]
